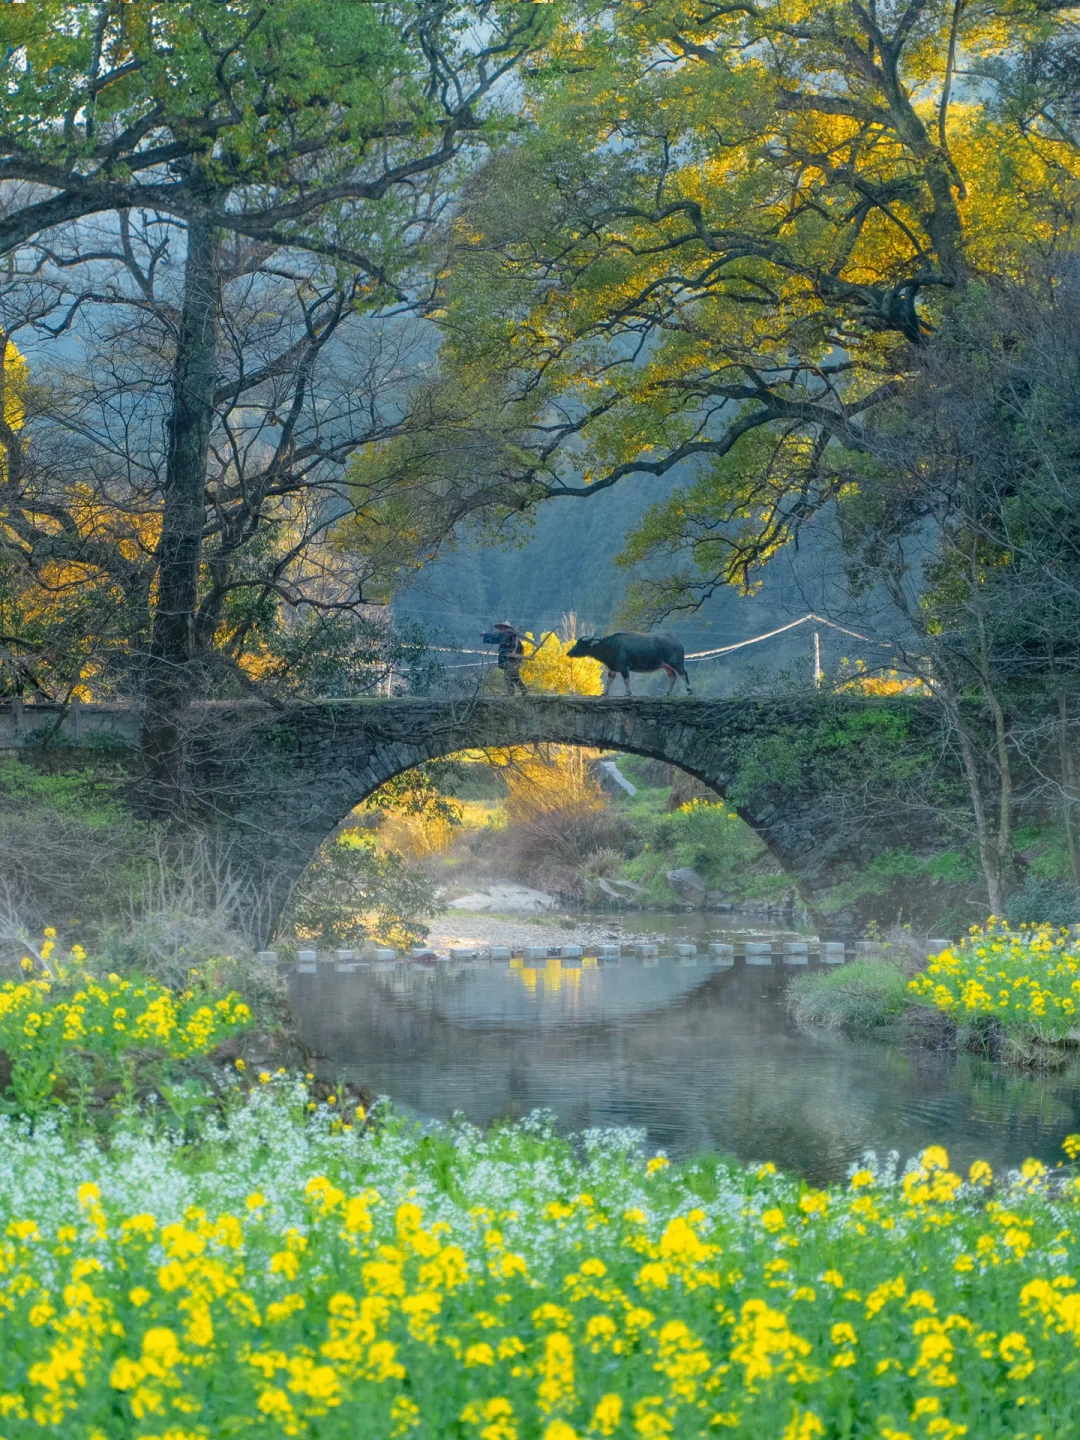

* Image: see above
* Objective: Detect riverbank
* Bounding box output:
[788,922,1080,1067]
[428,909,648,953]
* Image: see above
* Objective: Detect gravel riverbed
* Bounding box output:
[425,911,668,953]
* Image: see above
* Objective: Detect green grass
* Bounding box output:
[609,766,781,905]
[787,957,914,1030]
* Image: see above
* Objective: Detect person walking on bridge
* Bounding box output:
[481,621,528,695]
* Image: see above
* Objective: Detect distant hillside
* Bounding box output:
[394,480,851,694]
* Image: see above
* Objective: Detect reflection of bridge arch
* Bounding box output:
[184,693,939,941]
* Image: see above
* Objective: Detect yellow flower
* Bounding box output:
[590,1395,623,1436]
[798,1191,829,1217]
[234,1058,246,1072]
[646,1155,670,1175]
[782,1407,825,1440]
[921,1146,951,1171]
[258,1071,271,1084]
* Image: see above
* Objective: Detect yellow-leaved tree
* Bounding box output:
[520,631,605,696]
[352,0,1080,615]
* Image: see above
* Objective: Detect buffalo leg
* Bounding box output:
[604,669,616,696]
[623,671,632,696]
[662,663,677,695]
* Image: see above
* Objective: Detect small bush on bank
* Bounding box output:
[787,957,914,1030]
[620,796,782,905]
[286,835,435,950]
[504,804,637,894]
[1004,875,1080,928]
[0,933,252,1123]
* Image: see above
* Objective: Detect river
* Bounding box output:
[288,912,1080,1184]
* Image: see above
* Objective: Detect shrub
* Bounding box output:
[0,755,157,942]
[503,805,637,892]
[286,835,434,950]
[1005,875,1080,928]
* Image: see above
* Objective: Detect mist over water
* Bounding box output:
[289,914,1080,1184]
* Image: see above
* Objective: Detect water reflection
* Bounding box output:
[288,927,1080,1185]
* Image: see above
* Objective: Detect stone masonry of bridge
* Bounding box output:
[0,694,948,941]
[186,694,946,941]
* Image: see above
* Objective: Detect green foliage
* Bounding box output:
[617,785,778,905]
[287,835,434,950]
[364,761,464,829]
[374,0,1080,616]
[727,704,936,809]
[926,851,979,884]
[1005,877,1080,929]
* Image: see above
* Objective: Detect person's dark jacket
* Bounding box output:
[482,631,524,668]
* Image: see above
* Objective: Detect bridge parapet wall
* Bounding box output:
[0,700,141,750]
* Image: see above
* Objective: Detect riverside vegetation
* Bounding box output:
[789,924,1080,1068]
[2,937,1080,1436]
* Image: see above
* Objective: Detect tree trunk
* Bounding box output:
[1058,690,1080,888]
[932,669,1006,915]
[142,218,218,802]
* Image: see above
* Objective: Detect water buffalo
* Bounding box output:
[567,632,693,696]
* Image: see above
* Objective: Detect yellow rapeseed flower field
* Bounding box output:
[1,937,1079,1436]
[0,939,252,1116]
[0,1088,1079,1435]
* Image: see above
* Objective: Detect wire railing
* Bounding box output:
[433,613,886,670]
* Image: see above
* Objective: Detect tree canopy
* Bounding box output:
[0,1,555,721]
[355,0,1080,612]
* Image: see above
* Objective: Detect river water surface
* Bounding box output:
[289,914,1080,1184]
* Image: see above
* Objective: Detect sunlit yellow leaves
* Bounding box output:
[520,632,604,697]
[428,0,1080,610]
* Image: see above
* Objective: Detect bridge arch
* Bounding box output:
[206,695,834,940]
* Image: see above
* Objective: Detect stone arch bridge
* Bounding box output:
[179,693,947,941]
[0,693,951,940]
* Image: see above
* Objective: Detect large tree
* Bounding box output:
[350,0,1080,611]
[822,258,1080,913]
[0,0,554,787]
